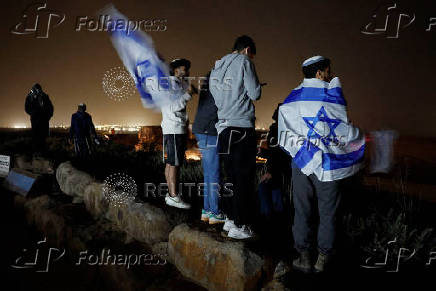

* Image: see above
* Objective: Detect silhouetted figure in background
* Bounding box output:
[69,104,97,160]
[25,83,53,155]
[258,103,291,219]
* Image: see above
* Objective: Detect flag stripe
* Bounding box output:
[283,87,346,105]
[322,144,365,170]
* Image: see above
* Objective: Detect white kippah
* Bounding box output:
[302,56,325,67]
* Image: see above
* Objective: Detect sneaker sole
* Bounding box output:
[201,217,209,222]
[165,199,191,209]
[209,220,225,225]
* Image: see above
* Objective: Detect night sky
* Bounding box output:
[1,0,435,136]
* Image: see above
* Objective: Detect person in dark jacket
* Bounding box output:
[192,72,225,224]
[25,83,53,154]
[69,104,97,158]
[258,103,291,217]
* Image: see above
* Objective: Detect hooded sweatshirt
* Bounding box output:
[209,53,261,133]
[161,76,192,135]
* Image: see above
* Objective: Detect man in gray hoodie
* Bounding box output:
[209,35,262,239]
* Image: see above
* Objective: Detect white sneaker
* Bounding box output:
[165,194,191,209]
[209,213,225,224]
[228,225,255,240]
[223,219,236,232]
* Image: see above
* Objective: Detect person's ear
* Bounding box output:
[315,70,322,80]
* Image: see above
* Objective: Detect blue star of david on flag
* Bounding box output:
[303,106,342,146]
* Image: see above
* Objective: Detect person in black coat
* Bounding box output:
[258,103,291,217]
[25,83,53,154]
[69,103,97,159]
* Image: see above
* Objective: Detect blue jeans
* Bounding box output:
[195,134,220,215]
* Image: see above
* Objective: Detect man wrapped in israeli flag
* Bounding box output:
[278,57,365,181]
[279,56,365,273]
[101,5,176,109]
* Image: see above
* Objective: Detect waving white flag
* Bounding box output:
[101,5,175,109]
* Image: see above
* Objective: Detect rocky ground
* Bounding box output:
[2,155,435,291]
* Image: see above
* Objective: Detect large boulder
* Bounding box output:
[23,195,72,247]
[106,202,173,246]
[56,161,93,203]
[168,224,265,291]
[83,182,108,218]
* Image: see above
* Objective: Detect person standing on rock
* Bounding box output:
[162,58,194,209]
[25,83,54,155]
[192,72,225,224]
[278,56,365,273]
[210,35,262,239]
[69,103,98,159]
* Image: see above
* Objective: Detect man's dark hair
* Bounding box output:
[232,35,256,55]
[169,58,191,76]
[31,83,42,94]
[78,104,86,112]
[302,58,331,78]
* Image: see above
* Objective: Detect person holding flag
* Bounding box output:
[161,58,193,209]
[278,56,365,273]
[102,5,194,208]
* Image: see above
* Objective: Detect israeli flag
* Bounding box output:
[278,77,365,181]
[102,5,173,109]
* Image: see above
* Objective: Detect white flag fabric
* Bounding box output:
[278,77,365,182]
[102,5,175,109]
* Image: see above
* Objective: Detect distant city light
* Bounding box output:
[13,124,27,129]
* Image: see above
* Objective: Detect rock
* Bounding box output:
[273,260,291,279]
[32,157,53,174]
[152,241,169,262]
[56,161,93,203]
[14,154,32,170]
[106,202,172,246]
[261,280,291,291]
[83,182,108,217]
[23,195,71,247]
[168,223,265,291]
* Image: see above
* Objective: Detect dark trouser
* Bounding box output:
[258,179,283,217]
[292,164,342,255]
[73,137,92,158]
[218,127,257,227]
[30,118,49,154]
